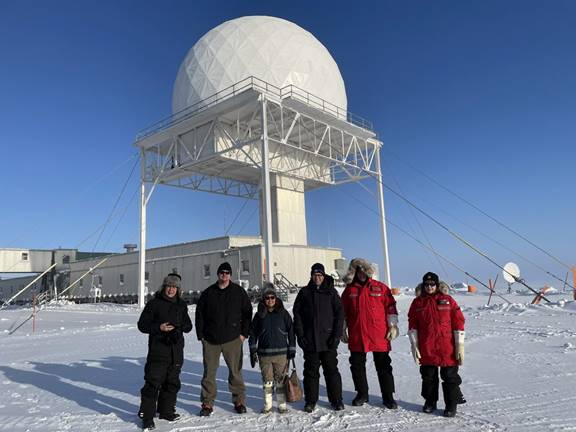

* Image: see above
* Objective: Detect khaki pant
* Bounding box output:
[259,355,288,384]
[201,338,245,406]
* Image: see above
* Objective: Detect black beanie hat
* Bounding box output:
[217,262,232,274]
[422,271,440,285]
[311,262,325,276]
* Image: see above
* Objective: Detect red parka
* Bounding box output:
[408,291,465,367]
[341,278,398,353]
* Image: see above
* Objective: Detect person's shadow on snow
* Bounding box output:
[0,362,138,422]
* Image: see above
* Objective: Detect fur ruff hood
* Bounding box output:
[343,258,375,285]
[256,296,286,319]
[415,280,450,297]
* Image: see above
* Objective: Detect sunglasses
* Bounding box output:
[265,296,276,300]
[165,285,178,289]
[219,270,230,275]
[424,283,437,287]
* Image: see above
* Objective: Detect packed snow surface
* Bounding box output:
[1,292,575,431]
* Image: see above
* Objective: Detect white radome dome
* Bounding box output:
[172,16,347,114]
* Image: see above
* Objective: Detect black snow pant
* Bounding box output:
[303,350,342,405]
[349,351,395,400]
[420,365,463,409]
[140,359,182,420]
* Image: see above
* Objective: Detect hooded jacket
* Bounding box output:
[341,277,398,353]
[248,296,296,358]
[195,281,253,344]
[137,289,193,366]
[408,282,465,367]
[292,275,344,352]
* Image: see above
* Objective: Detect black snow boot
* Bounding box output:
[159,412,180,421]
[142,418,155,430]
[382,395,398,410]
[304,403,316,413]
[422,400,437,414]
[352,393,369,406]
[442,382,458,417]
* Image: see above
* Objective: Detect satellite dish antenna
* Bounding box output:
[503,262,520,293]
[503,262,520,283]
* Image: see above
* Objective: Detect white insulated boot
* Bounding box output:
[262,381,273,414]
[276,382,288,413]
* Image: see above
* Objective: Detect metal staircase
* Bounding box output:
[273,273,298,301]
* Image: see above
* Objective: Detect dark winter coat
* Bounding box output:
[408,290,465,367]
[137,290,193,366]
[342,278,398,353]
[293,275,344,352]
[195,281,253,344]
[249,297,295,358]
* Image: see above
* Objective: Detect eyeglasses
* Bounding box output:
[424,283,436,287]
[264,296,276,300]
[219,270,230,275]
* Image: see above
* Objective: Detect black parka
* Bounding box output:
[195,281,253,344]
[249,297,296,358]
[137,290,193,366]
[293,275,344,352]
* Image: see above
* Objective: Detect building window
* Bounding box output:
[63,255,70,264]
[98,275,103,287]
[21,252,28,261]
[145,272,149,281]
[203,265,211,278]
[119,274,124,285]
[241,259,250,274]
[79,279,83,288]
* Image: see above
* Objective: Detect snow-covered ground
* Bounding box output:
[1,291,575,432]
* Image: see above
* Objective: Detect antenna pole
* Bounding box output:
[375,146,392,287]
[138,149,147,308]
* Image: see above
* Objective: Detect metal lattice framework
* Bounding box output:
[134,77,391,307]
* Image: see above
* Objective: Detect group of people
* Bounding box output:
[136,260,466,430]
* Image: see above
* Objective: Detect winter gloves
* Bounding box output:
[386,315,399,341]
[453,330,465,365]
[408,329,421,365]
[327,336,339,350]
[250,352,258,368]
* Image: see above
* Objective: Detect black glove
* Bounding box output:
[297,336,309,350]
[287,350,295,360]
[327,336,339,350]
[250,352,258,368]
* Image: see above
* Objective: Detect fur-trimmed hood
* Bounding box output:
[343,258,375,285]
[256,296,286,319]
[415,280,450,297]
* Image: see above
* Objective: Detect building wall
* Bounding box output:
[272,244,342,286]
[0,275,41,302]
[3,237,343,302]
[0,249,53,273]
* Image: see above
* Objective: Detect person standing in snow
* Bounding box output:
[340,258,399,409]
[408,271,466,417]
[195,262,253,417]
[293,263,345,412]
[248,283,296,413]
[137,273,193,430]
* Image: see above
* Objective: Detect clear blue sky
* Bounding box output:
[1,0,574,288]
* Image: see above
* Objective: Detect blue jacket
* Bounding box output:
[249,297,296,358]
